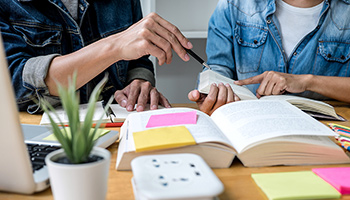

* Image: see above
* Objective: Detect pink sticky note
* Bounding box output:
[146,111,197,128]
[312,167,350,194]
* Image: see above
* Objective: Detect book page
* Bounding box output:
[198,70,257,100]
[259,95,339,119]
[210,100,337,153]
[123,107,233,152]
[40,101,109,125]
[248,135,339,150]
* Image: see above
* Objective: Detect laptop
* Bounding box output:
[0,35,119,194]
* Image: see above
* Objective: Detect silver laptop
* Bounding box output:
[0,35,118,194]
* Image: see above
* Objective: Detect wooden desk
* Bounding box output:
[1,103,350,200]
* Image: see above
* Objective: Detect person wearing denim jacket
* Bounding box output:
[188,0,350,115]
[0,0,193,114]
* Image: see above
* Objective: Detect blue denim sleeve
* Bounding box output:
[206,0,236,80]
[0,18,60,113]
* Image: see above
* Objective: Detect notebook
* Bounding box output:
[0,34,118,194]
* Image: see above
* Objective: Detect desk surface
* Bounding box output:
[2,102,350,200]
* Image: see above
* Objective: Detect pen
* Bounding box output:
[186,49,211,70]
[63,122,124,128]
[102,100,116,123]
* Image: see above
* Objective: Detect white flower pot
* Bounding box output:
[45,147,111,200]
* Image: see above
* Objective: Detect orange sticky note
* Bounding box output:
[133,126,196,152]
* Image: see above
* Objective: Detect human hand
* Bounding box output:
[188,83,239,115]
[234,71,308,98]
[114,79,171,112]
[113,12,192,65]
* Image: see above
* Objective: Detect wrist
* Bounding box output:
[99,35,123,63]
[302,74,315,91]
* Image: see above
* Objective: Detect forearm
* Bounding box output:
[305,75,350,103]
[45,36,121,96]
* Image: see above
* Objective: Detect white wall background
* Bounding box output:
[140,0,218,103]
[155,39,207,104]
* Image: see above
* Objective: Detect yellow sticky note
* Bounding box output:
[133,126,196,152]
[252,171,341,200]
[44,127,110,141]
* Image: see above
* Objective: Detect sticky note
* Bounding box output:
[44,127,110,141]
[133,126,196,152]
[251,171,341,200]
[146,111,197,128]
[313,167,350,194]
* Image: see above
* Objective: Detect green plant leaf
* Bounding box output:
[40,72,110,164]
[87,96,114,152]
[40,99,74,160]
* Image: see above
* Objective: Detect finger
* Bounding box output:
[141,23,174,64]
[235,73,265,86]
[201,83,219,115]
[158,93,171,108]
[266,72,286,95]
[272,76,287,95]
[149,13,192,49]
[138,28,169,65]
[225,84,235,103]
[126,82,141,111]
[234,94,240,101]
[272,84,285,95]
[136,82,152,112]
[145,20,189,63]
[264,81,276,96]
[114,90,128,108]
[256,91,262,99]
[151,22,189,62]
[149,88,160,110]
[212,83,227,111]
[188,90,201,102]
[256,72,273,96]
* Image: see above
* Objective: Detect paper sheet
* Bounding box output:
[44,127,110,141]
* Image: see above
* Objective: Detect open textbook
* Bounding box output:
[198,70,344,121]
[40,102,147,125]
[115,100,350,170]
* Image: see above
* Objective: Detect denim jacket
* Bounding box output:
[206,0,350,99]
[0,0,154,113]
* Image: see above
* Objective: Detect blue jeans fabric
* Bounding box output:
[0,0,153,113]
[206,0,350,99]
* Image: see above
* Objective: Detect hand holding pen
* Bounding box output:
[186,49,211,70]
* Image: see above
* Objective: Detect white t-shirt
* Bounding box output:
[275,0,324,58]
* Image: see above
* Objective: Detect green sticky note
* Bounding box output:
[133,126,196,152]
[44,127,110,141]
[251,171,341,200]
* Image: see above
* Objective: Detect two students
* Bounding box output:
[2,0,350,115]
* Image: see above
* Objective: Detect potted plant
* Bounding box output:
[42,73,113,200]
